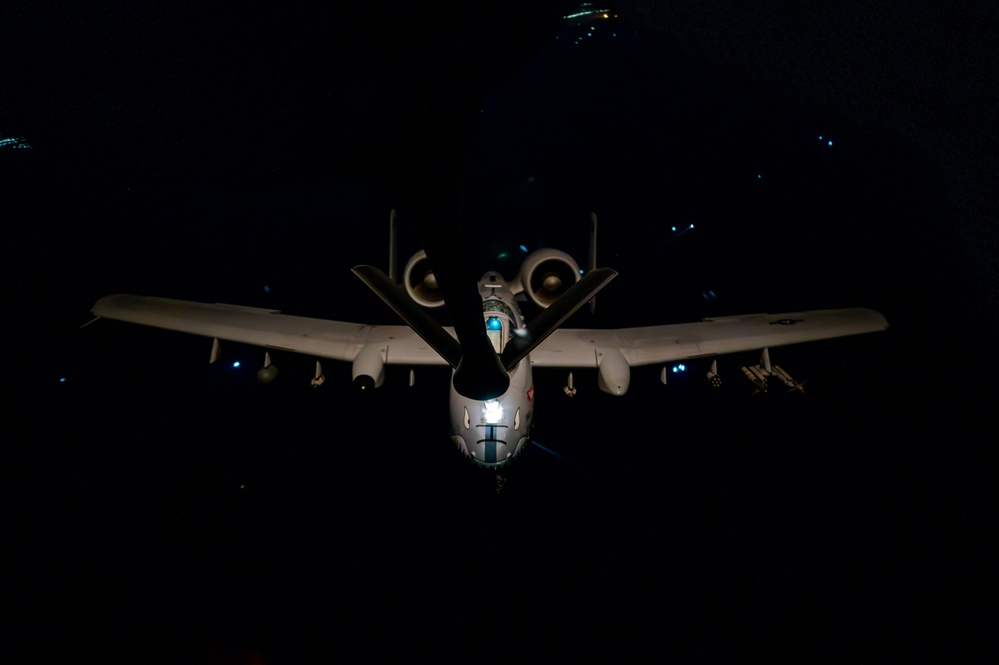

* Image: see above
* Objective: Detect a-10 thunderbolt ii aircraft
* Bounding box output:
[91,213,888,469]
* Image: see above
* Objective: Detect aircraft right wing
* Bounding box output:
[91,294,451,366]
[529,308,889,368]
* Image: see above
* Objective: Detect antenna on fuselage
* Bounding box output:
[588,212,598,314]
[388,209,398,283]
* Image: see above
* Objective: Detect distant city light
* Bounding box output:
[828,140,833,146]
[579,269,584,274]
[233,361,241,368]
[0,136,31,149]
[671,226,676,232]
[59,377,66,383]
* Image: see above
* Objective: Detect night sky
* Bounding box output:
[3,2,996,662]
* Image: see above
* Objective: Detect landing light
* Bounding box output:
[483,400,504,424]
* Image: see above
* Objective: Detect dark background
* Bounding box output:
[3,2,995,662]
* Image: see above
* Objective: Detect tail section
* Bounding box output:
[588,212,598,315]
[352,264,617,400]
[388,209,398,283]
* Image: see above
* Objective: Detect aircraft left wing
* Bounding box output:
[529,308,888,368]
[91,294,451,365]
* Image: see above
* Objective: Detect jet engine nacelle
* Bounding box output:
[403,250,445,308]
[596,347,630,395]
[352,343,386,391]
[517,249,581,309]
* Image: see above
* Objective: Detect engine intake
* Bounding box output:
[518,249,581,309]
[403,250,445,308]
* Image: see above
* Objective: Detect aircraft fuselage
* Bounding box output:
[448,274,534,468]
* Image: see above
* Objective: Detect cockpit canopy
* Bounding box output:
[483,299,517,353]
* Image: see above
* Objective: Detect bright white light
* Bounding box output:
[689,223,694,229]
[482,400,504,424]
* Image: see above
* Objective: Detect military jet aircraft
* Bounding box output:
[91,213,887,469]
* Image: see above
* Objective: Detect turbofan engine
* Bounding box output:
[517,249,581,308]
[403,250,445,308]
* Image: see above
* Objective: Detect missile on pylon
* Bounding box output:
[564,371,577,397]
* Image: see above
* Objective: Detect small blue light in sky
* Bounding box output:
[233,361,241,368]
[486,317,502,330]
[689,223,695,229]
[709,290,716,298]
[519,244,528,253]
[818,135,823,140]
[672,366,678,373]
[579,269,584,274]
[59,377,66,383]
[264,285,271,293]
[757,174,762,179]
[828,140,833,146]
[671,226,676,232]
[679,364,686,371]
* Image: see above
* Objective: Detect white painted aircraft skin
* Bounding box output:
[92,244,888,469]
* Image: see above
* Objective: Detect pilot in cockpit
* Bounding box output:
[485,315,506,353]
[483,299,516,354]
